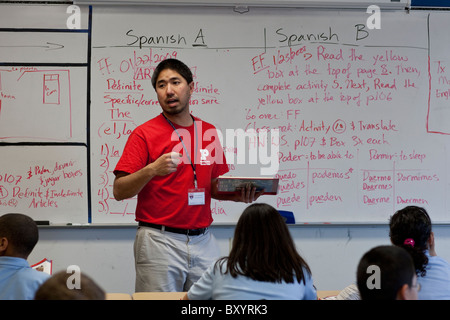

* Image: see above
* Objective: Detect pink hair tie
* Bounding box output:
[404,238,415,247]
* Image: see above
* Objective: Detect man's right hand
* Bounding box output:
[150,152,182,176]
[113,152,182,200]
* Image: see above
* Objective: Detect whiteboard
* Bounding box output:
[0,145,88,224]
[0,4,90,224]
[89,6,450,224]
[2,4,450,225]
[0,32,87,64]
[0,66,87,142]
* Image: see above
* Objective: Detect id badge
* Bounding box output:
[188,188,205,206]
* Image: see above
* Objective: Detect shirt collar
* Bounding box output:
[0,256,29,267]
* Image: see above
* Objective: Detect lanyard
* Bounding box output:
[162,113,199,189]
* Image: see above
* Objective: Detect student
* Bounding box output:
[389,205,450,300]
[183,203,316,300]
[113,58,263,292]
[0,213,50,300]
[357,245,419,300]
[34,270,105,300]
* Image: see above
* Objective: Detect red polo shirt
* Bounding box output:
[114,114,229,229]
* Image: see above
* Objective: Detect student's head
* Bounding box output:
[34,270,105,300]
[0,213,39,259]
[233,203,293,249]
[357,245,419,300]
[151,58,193,90]
[389,206,432,276]
[226,203,311,284]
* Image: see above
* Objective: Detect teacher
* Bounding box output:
[113,58,262,292]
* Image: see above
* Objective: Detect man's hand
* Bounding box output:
[151,152,182,176]
[211,179,264,203]
[237,183,264,203]
[113,152,182,201]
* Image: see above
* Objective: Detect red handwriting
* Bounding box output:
[89,37,442,219]
[0,158,85,211]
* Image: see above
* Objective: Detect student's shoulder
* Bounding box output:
[22,267,51,283]
[431,255,450,267]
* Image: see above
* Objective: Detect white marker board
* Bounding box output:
[2,4,450,225]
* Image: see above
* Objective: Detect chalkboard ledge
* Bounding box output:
[37,222,450,228]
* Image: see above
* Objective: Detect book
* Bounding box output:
[217,176,279,195]
[31,258,53,275]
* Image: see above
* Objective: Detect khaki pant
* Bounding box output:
[134,226,220,292]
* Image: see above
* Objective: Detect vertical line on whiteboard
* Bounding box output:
[392,161,396,213]
[264,28,267,54]
[67,70,73,137]
[445,146,448,217]
[356,148,360,209]
[0,73,2,119]
[444,145,448,216]
[426,13,431,133]
[86,5,93,223]
[306,160,310,210]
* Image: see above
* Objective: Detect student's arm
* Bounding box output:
[210,178,264,203]
[113,153,181,200]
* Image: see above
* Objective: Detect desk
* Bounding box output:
[317,290,340,299]
[132,291,340,300]
[132,292,186,300]
[106,293,132,300]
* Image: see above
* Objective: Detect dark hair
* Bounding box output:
[0,213,39,257]
[216,203,312,284]
[357,245,415,300]
[151,58,193,89]
[389,206,431,276]
[34,270,105,300]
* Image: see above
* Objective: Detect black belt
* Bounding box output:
[138,221,207,236]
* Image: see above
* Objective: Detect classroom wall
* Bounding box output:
[29,223,450,294]
[4,2,450,296]
[5,5,450,227]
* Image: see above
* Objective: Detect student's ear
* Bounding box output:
[397,283,418,300]
[0,237,8,254]
[396,284,409,300]
[428,232,437,256]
